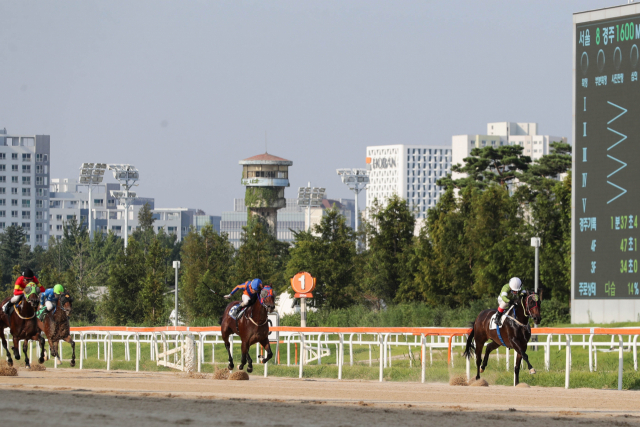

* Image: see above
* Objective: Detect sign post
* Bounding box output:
[291,272,316,327]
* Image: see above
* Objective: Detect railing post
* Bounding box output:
[106,333,111,371]
[634,335,638,372]
[135,333,140,372]
[588,334,594,372]
[379,334,384,382]
[421,334,426,384]
[338,334,343,380]
[299,333,304,379]
[565,334,570,389]
[349,334,354,366]
[79,332,84,370]
[465,334,470,381]
[619,335,624,391]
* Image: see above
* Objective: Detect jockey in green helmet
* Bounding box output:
[37,284,64,321]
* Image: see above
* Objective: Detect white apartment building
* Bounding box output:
[50,178,196,241]
[221,197,354,249]
[365,144,452,219]
[0,129,50,249]
[452,122,567,179]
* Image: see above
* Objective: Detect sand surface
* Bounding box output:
[0,368,638,426]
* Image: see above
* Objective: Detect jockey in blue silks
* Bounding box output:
[224,278,263,317]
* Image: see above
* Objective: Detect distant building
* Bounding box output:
[50,178,195,241]
[193,214,221,234]
[452,122,567,179]
[0,129,51,249]
[220,197,354,249]
[365,144,452,219]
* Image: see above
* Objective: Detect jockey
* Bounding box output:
[4,268,44,314]
[495,277,527,325]
[224,278,263,316]
[37,284,64,321]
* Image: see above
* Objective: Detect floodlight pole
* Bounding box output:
[337,169,369,253]
[88,185,93,239]
[173,261,180,327]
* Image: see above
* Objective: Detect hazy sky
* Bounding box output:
[0,1,615,214]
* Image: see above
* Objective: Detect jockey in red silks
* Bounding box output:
[224,279,263,318]
[4,267,44,313]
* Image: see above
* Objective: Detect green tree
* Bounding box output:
[180,225,234,323]
[286,207,357,308]
[103,238,146,325]
[361,195,415,303]
[133,203,156,250]
[0,225,28,288]
[232,219,289,292]
[140,238,169,324]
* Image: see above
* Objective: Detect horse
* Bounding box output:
[37,292,75,367]
[1,288,46,368]
[220,286,276,373]
[463,291,542,386]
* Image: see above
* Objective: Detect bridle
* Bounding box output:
[523,293,540,319]
[59,294,73,317]
[259,286,275,312]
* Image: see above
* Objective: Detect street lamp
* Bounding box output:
[79,163,107,239]
[108,164,139,248]
[336,168,369,251]
[297,183,325,232]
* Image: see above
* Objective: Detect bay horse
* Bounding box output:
[220,286,275,373]
[463,291,541,386]
[37,292,75,367]
[1,289,46,368]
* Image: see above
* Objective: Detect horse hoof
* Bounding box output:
[247,366,253,373]
[70,361,75,368]
[38,358,44,364]
[530,368,536,375]
[480,368,485,373]
[228,364,234,371]
[238,365,244,371]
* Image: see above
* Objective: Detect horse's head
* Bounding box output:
[23,285,39,309]
[59,293,73,318]
[525,291,542,324]
[259,286,276,313]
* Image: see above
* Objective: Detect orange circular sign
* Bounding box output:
[291,272,316,294]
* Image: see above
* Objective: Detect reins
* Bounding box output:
[14,301,36,320]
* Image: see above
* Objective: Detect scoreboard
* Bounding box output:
[573,5,640,322]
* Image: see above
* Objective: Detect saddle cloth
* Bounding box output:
[489,306,515,330]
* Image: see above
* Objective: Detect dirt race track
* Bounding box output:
[0,369,639,426]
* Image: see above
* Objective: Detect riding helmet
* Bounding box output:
[250,278,262,291]
[509,277,522,291]
[22,267,34,279]
[53,284,64,294]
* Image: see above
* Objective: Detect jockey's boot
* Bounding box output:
[37,308,46,321]
[3,302,13,314]
[495,311,503,326]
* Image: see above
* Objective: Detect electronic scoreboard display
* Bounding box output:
[575,14,640,300]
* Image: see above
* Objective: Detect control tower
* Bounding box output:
[240,152,292,237]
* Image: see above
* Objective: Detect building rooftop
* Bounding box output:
[239,152,293,165]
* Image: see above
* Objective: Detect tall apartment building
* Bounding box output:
[365,144,452,219]
[50,178,197,241]
[221,197,354,249]
[451,122,567,179]
[0,129,50,249]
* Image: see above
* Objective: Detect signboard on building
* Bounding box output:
[573,6,640,322]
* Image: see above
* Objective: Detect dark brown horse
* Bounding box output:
[1,291,46,368]
[37,292,75,367]
[463,291,542,386]
[220,286,275,373]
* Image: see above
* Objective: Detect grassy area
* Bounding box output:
[12,332,640,390]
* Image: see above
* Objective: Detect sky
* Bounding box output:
[0,0,617,215]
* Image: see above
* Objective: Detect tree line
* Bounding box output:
[0,142,571,325]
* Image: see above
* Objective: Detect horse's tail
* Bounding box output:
[463,322,475,360]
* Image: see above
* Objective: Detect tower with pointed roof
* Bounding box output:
[239,152,293,237]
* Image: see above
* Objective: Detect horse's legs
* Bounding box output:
[259,338,273,364]
[481,341,500,372]
[12,335,20,361]
[514,352,522,386]
[246,346,253,374]
[36,333,45,364]
[239,341,248,371]
[22,339,29,368]
[474,339,486,380]
[63,335,76,367]
[512,340,535,375]
[0,329,12,366]
[50,340,59,359]
[222,331,234,371]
